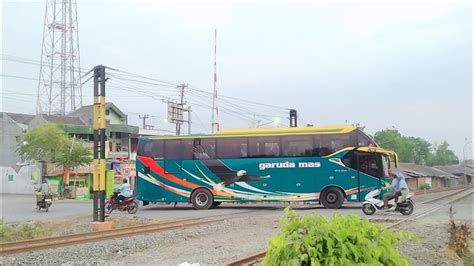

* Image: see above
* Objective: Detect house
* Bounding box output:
[433,165,473,184]
[1,102,138,194]
[69,103,139,160]
[0,112,38,193]
[395,163,458,190]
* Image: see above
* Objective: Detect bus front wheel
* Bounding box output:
[191,188,214,210]
[320,187,344,209]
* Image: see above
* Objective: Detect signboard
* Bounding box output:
[112,161,136,184]
[167,101,184,124]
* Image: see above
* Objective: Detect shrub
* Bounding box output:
[263,207,415,266]
[0,219,44,242]
[419,183,431,190]
[447,206,471,258]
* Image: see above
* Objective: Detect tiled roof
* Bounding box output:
[40,114,86,125]
[433,165,474,176]
[3,112,35,124]
[395,163,456,179]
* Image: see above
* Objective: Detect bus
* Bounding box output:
[135,125,398,209]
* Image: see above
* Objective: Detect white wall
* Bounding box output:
[0,165,39,194]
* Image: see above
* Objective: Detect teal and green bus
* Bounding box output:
[135,125,398,209]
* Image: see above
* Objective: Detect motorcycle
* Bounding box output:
[36,193,53,212]
[362,188,414,215]
[105,191,138,214]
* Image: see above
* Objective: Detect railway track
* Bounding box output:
[227,186,473,266]
[0,217,226,256]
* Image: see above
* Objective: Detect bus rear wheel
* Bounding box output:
[320,187,344,209]
[191,188,214,210]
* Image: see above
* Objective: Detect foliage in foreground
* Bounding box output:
[263,208,415,266]
[447,206,472,258]
[0,219,44,242]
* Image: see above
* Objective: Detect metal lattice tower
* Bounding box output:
[37,0,82,115]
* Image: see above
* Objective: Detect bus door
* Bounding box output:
[342,150,381,201]
[341,150,361,201]
[164,140,183,174]
[356,151,383,200]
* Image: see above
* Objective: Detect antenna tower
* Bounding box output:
[37,0,82,115]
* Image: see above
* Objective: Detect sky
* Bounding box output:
[1,0,472,159]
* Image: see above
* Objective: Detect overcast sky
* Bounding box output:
[1,0,472,158]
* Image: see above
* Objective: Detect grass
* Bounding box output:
[0,219,45,242]
[0,215,153,243]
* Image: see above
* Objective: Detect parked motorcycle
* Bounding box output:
[36,193,53,212]
[105,191,138,214]
[362,188,414,215]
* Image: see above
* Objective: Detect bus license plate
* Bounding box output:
[45,199,52,202]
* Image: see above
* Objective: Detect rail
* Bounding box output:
[0,217,224,256]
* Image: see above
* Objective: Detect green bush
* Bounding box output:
[263,208,415,266]
[419,183,431,190]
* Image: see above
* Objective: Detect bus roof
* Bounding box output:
[145,125,358,140]
[216,125,356,136]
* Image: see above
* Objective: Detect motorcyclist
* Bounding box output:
[35,179,50,208]
[383,171,409,210]
[117,178,131,203]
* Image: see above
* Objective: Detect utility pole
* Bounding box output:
[139,114,149,129]
[92,65,106,223]
[211,28,219,133]
[176,83,187,136]
[187,106,192,135]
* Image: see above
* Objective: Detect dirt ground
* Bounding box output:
[3,189,472,265]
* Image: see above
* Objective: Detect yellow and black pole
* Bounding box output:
[93,65,106,222]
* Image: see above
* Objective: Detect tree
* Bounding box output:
[17,123,92,189]
[374,129,435,164]
[430,141,458,166]
[373,129,404,152]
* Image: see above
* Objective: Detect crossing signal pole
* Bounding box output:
[289,109,297,127]
[92,65,107,222]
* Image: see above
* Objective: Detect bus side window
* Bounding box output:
[165,140,183,160]
[152,140,164,159]
[137,140,154,157]
[193,138,216,159]
[314,135,334,156]
[217,137,248,158]
[249,136,280,158]
[182,139,194,160]
[281,135,313,157]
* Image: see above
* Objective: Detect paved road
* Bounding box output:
[2,188,470,223]
[0,194,92,223]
